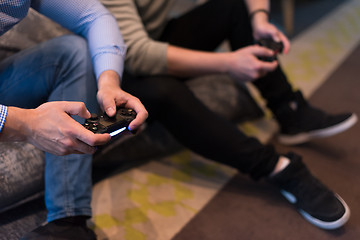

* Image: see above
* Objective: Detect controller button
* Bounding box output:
[90,113,98,120]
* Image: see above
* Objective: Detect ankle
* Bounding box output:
[52,215,89,226]
[270,156,290,177]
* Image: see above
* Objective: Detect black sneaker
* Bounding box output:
[274,91,357,145]
[268,152,350,230]
[20,216,97,240]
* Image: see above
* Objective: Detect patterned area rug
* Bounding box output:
[90,1,360,239]
[90,151,236,240]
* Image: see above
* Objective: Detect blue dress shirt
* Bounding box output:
[0,105,7,132]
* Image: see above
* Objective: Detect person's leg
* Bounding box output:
[160,0,298,108]
[160,0,251,51]
[0,35,99,113]
[154,0,351,227]
[122,72,279,180]
[0,35,98,239]
[122,72,350,229]
[160,0,357,145]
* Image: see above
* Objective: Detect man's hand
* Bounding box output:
[251,13,291,54]
[96,70,148,131]
[225,45,278,82]
[1,102,111,156]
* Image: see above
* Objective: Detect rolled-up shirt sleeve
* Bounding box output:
[31,0,126,80]
[0,104,8,133]
[101,0,169,76]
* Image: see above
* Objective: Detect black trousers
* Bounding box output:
[122,0,296,180]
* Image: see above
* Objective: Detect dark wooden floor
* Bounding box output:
[173,37,360,240]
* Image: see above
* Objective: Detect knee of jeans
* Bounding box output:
[55,35,91,67]
[48,35,97,109]
[56,35,88,52]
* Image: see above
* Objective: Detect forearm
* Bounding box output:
[0,102,111,155]
[167,44,279,82]
[0,107,29,142]
[245,0,270,13]
[245,0,270,25]
[167,45,230,77]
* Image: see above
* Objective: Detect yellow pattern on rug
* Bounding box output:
[90,151,236,240]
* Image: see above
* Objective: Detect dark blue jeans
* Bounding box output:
[0,35,99,222]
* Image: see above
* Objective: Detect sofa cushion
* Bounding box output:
[0,142,44,213]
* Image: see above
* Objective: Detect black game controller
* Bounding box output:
[83,108,136,138]
[256,38,284,62]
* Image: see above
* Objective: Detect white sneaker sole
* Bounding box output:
[278,113,358,145]
[281,190,351,230]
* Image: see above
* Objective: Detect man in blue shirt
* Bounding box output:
[0,0,148,239]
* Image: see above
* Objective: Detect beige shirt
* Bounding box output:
[101,0,202,76]
[101,0,173,76]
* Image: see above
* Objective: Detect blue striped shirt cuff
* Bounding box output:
[0,104,8,133]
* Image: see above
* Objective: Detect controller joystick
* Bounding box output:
[256,38,284,62]
[83,108,136,138]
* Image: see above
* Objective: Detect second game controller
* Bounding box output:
[256,38,284,62]
[83,108,137,138]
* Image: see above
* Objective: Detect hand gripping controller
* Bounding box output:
[256,38,284,62]
[83,108,137,138]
